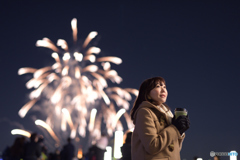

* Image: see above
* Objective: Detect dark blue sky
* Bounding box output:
[1,1,240,160]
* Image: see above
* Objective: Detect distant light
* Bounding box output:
[114,131,123,159]
[77,147,83,159]
[196,158,203,160]
[104,146,112,160]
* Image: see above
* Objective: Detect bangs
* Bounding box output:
[150,77,166,88]
[154,77,166,86]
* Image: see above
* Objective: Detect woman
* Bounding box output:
[130,77,190,160]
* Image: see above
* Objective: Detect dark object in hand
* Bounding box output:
[172,115,190,135]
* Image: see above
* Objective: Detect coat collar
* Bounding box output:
[133,101,173,125]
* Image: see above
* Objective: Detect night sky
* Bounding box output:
[1,1,240,160]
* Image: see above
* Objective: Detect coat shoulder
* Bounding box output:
[138,106,165,121]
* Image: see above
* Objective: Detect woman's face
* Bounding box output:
[148,82,168,105]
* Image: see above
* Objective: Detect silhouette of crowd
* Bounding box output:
[1,133,77,160]
[60,138,75,160]
[1,131,134,160]
[83,134,109,160]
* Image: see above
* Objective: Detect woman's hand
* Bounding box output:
[172,115,190,135]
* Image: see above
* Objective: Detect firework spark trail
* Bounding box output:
[88,108,97,132]
[18,18,138,146]
[11,129,31,138]
[35,120,60,145]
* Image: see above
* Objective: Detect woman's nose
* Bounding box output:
[161,87,166,92]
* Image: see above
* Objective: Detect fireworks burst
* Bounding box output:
[17,18,138,147]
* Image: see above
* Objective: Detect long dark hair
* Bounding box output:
[130,77,168,120]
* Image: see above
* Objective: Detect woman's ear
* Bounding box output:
[147,95,151,100]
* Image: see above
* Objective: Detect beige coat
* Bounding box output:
[131,101,185,160]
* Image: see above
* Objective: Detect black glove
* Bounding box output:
[172,115,190,135]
